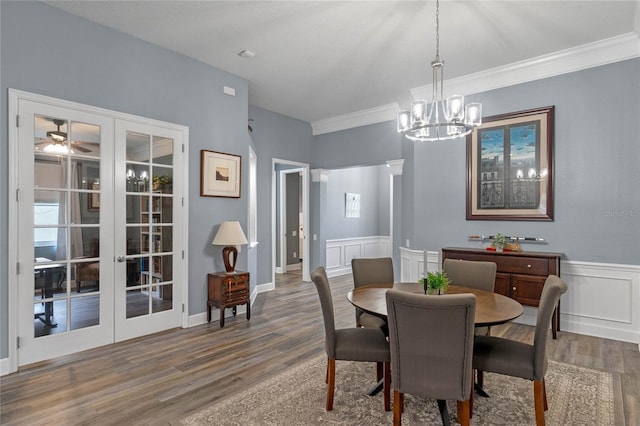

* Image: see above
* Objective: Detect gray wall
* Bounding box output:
[312,120,403,169]
[312,59,640,265]
[325,165,390,240]
[248,106,314,285]
[1,1,254,358]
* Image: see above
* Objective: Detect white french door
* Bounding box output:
[16,100,115,365]
[11,91,186,367]
[113,120,184,341]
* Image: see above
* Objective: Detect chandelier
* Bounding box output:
[397,0,482,141]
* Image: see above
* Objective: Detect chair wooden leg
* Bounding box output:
[457,400,471,426]
[325,361,329,384]
[377,361,383,381]
[383,361,391,411]
[326,358,335,411]
[533,379,546,426]
[393,390,403,426]
[542,379,548,411]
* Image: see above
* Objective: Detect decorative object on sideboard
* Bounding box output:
[397,0,482,142]
[491,233,509,252]
[211,221,248,273]
[468,234,545,252]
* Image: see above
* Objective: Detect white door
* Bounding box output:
[14,94,186,367]
[113,120,184,341]
[17,100,115,365]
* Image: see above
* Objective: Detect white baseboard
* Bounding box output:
[326,236,391,278]
[257,281,275,293]
[0,357,10,376]
[399,248,640,344]
[286,263,301,272]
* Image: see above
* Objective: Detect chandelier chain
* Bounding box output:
[435,0,440,60]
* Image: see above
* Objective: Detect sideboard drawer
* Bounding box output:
[497,257,549,276]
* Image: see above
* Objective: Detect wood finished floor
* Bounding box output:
[1,271,638,425]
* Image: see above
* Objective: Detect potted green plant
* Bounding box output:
[419,271,451,295]
[152,175,172,192]
[491,233,509,252]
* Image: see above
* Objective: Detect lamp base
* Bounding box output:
[222,246,238,273]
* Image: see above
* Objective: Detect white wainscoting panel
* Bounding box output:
[398,251,640,344]
[326,245,343,270]
[399,247,441,283]
[325,236,391,277]
[560,261,639,343]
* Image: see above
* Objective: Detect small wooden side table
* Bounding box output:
[207,271,250,328]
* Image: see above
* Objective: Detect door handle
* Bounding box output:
[116,256,126,262]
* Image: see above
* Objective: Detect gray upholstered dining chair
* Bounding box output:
[351,257,393,332]
[386,290,476,426]
[311,267,391,412]
[472,275,567,426]
[442,258,497,388]
[442,258,497,294]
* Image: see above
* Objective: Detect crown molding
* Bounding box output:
[385,159,404,176]
[312,33,640,136]
[411,32,640,101]
[311,168,330,182]
[311,103,399,136]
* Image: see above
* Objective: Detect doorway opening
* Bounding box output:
[272,159,310,284]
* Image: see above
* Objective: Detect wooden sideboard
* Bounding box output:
[441,247,563,339]
[207,271,250,328]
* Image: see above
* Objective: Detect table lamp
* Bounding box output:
[212,221,248,273]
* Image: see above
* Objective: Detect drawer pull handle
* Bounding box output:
[512,287,517,291]
[527,264,532,268]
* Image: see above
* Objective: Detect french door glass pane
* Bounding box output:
[33,115,101,338]
[123,131,174,321]
[70,296,100,330]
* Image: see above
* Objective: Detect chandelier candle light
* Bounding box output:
[397,0,482,141]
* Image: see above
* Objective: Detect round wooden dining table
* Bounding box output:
[347,282,524,327]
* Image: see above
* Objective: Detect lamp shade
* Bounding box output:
[212,221,248,246]
[212,221,248,273]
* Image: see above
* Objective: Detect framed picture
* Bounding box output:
[466,106,554,221]
[200,150,241,198]
[89,182,100,211]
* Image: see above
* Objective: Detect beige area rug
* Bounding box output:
[181,354,616,425]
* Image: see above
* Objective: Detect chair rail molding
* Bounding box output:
[325,236,391,278]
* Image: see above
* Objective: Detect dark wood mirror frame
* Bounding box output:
[466,106,554,221]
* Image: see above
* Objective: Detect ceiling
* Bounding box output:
[44,1,639,125]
